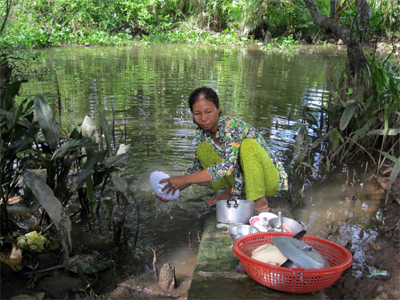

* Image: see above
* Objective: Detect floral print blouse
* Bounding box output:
[186,114,288,199]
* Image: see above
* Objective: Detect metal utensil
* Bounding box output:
[279,230,306,268]
[275,212,283,231]
[274,235,331,269]
[268,217,303,233]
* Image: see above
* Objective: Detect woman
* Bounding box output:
[160,87,288,213]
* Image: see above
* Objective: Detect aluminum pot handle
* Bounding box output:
[226,199,239,208]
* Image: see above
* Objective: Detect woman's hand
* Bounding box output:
[160,175,190,196]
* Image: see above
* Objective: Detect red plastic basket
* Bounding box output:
[232,232,353,294]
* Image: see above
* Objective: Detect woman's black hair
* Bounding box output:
[188,87,221,113]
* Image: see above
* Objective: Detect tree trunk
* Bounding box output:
[303,0,371,77]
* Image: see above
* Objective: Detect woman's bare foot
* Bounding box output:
[254,196,270,214]
[205,187,231,206]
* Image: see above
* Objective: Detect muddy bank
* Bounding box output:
[324,176,400,300]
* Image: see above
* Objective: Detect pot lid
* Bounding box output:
[274,236,330,269]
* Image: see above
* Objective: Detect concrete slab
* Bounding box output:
[188,206,327,300]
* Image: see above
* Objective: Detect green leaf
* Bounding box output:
[378,150,397,162]
[99,113,112,155]
[4,81,24,111]
[111,175,128,193]
[391,159,400,184]
[34,95,59,150]
[330,128,341,151]
[22,99,35,115]
[340,101,358,130]
[103,152,132,168]
[8,123,40,159]
[52,137,92,160]
[23,170,72,254]
[11,101,25,131]
[71,150,108,191]
[70,127,81,139]
[367,128,400,136]
[352,117,374,141]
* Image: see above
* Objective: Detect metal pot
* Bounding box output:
[216,199,254,224]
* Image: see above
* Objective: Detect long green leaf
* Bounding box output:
[99,113,112,155]
[4,81,23,111]
[378,150,397,162]
[367,128,400,136]
[391,159,400,184]
[330,128,341,151]
[34,95,59,150]
[340,100,358,130]
[11,100,25,131]
[23,170,72,256]
[51,137,92,160]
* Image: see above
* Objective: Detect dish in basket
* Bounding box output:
[232,232,353,293]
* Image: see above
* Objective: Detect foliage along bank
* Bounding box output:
[1,0,399,50]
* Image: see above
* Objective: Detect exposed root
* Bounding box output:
[151,248,158,281]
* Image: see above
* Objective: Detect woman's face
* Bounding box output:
[192,95,220,133]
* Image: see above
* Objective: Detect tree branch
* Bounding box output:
[303,0,351,45]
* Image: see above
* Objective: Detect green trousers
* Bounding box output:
[197,139,279,200]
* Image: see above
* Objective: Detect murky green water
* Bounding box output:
[16,44,385,295]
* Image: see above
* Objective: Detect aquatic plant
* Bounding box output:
[260,34,300,53]
[291,55,399,201]
[0,55,134,258]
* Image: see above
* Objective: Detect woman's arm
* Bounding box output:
[160,169,212,195]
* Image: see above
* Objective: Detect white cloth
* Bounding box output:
[149,171,179,201]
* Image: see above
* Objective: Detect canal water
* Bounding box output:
[16,44,386,296]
